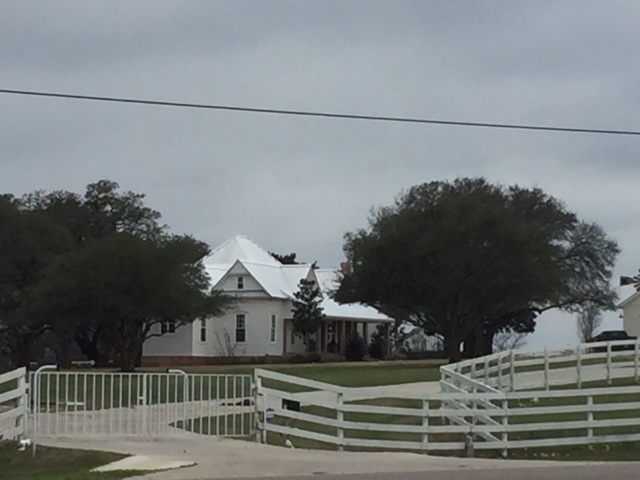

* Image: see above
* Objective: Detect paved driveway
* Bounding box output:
[40,436,607,480]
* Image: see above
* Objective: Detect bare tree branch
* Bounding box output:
[576,306,603,342]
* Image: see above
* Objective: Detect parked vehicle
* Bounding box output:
[587,330,638,352]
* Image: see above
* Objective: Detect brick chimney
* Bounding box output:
[340,262,352,274]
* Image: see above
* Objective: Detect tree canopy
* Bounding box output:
[27,233,231,371]
[0,180,229,370]
[335,177,619,361]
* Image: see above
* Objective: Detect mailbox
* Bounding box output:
[282,399,301,412]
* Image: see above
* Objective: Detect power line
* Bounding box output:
[1,87,639,137]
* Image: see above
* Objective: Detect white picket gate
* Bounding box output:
[0,367,28,441]
[29,369,254,439]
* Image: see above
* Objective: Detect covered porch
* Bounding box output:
[316,318,392,357]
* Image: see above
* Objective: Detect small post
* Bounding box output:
[509,350,515,392]
[576,346,582,389]
[422,399,430,452]
[606,342,612,385]
[497,354,503,390]
[253,372,262,443]
[587,395,594,442]
[336,392,344,451]
[15,373,26,439]
[543,348,549,391]
[484,357,489,384]
[501,398,508,458]
[635,340,640,384]
[464,431,474,458]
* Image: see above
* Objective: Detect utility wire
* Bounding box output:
[1,87,639,137]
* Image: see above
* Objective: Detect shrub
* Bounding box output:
[368,329,387,360]
[345,335,366,361]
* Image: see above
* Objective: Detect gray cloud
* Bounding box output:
[2,1,640,349]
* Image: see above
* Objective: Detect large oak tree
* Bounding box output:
[335,178,619,362]
[27,233,232,372]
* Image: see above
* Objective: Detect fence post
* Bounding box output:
[15,371,26,439]
[501,397,508,458]
[32,365,57,458]
[606,343,612,385]
[544,348,549,391]
[497,354,503,390]
[253,373,264,444]
[484,357,489,384]
[422,399,429,452]
[576,346,582,389]
[336,392,344,452]
[635,340,640,384]
[587,395,593,443]
[509,350,515,392]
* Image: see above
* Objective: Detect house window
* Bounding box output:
[200,319,207,342]
[270,315,277,343]
[237,276,244,290]
[161,320,176,334]
[236,314,246,343]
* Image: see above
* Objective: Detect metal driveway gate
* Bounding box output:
[30,369,254,439]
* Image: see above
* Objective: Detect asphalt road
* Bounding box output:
[226,464,640,480]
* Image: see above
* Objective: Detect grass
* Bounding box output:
[0,441,141,480]
[175,412,254,437]
[31,360,443,408]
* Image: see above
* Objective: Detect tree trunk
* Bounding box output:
[12,337,32,368]
[472,323,485,357]
[54,328,73,369]
[482,327,495,356]
[75,326,110,365]
[445,333,462,363]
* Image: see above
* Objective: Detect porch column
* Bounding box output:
[320,323,326,353]
[385,322,391,357]
[339,321,346,355]
[283,319,288,354]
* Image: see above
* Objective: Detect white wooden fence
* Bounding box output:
[444,338,640,392]
[0,367,28,441]
[256,339,640,455]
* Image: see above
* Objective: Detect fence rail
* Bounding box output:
[0,367,28,441]
[256,339,640,455]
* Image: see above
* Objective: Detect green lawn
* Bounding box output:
[32,360,443,408]
[0,441,141,480]
[144,359,444,384]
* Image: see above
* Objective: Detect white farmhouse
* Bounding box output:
[619,283,640,338]
[142,236,392,366]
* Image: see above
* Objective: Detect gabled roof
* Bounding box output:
[241,261,311,299]
[313,268,392,323]
[205,236,392,322]
[207,235,281,267]
[619,285,640,309]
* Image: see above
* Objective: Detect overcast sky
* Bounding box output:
[2,1,639,350]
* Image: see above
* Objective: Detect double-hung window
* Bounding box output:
[200,319,207,342]
[236,314,246,343]
[161,320,176,334]
[270,314,277,343]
